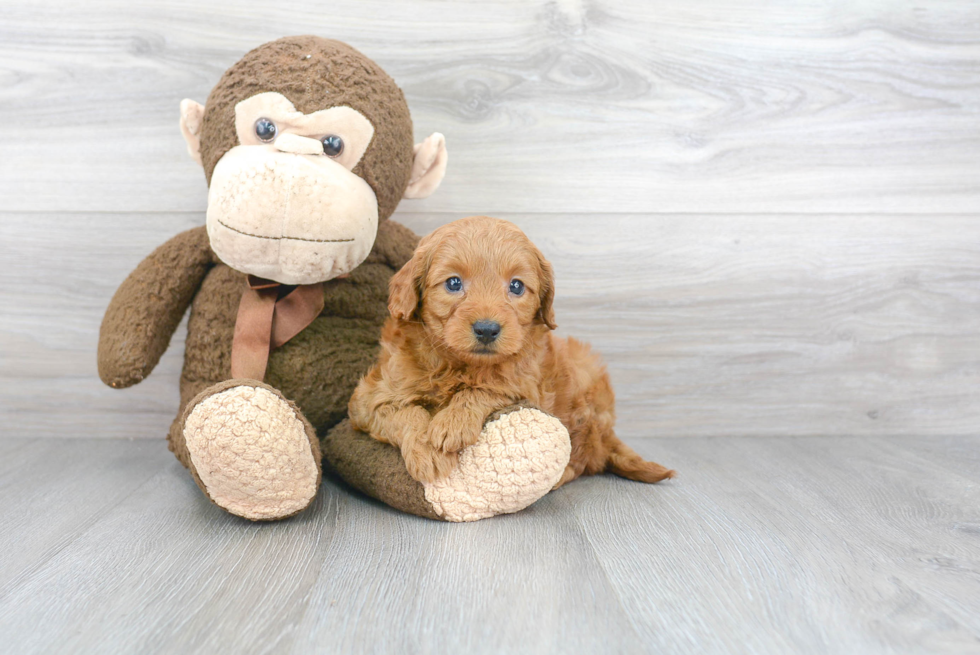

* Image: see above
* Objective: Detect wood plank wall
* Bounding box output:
[2,0,978,439]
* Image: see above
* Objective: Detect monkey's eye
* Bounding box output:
[509,279,525,296]
[445,276,463,292]
[321,135,344,157]
[254,118,277,142]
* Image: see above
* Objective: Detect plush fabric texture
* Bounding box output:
[182,379,321,521]
[180,219,415,459]
[179,99,205,164]
[233,94,376,168]
[205,142,380,284]
[321,419,445,521]
[198,36,414,224]
[96,219,418,479]
[99,37,462,521]
[322,406,570,521]
[98,227,219,389]
[404,133,448,199]
[423,407,571,522]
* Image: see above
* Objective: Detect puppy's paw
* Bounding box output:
[401,436,458,484]
[426,409,484,454]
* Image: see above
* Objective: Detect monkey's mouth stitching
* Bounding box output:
[217,219,354,243]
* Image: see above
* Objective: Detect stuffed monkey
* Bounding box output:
[98,36,569,522]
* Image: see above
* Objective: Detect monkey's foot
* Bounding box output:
[422,406,571,522]
[181,380,321,521]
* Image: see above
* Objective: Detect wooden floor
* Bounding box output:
[0,435,978,654]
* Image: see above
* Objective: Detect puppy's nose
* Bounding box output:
[472,320,501,345]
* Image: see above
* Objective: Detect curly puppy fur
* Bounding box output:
[349,216,675,487]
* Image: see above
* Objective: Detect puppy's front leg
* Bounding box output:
[399,415,459,483]
[427,388,506,454]
[350,397,457,483]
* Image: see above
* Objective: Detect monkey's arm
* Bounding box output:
[98,225,216,389]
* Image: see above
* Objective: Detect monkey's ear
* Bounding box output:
[179,99,206,166]
[404,133,448,199]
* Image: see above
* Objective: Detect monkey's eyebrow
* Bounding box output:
[217,219,354,243]
[235,91,298,118]
[234,92,376,168]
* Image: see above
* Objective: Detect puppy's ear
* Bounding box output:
[388,242,428,321]
[535,251,558,330]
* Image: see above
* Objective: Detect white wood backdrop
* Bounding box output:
[1,0,979,439]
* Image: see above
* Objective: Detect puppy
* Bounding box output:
[349,216,675,487]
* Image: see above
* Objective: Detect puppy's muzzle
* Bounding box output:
[472,320,501,345]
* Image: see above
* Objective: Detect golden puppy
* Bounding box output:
[349,216,675,487]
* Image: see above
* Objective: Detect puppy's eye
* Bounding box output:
[255,118,277,142]
[321,135,344,157]
[445,276,463,292]
[509,279,525,296]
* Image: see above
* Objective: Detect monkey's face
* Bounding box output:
[180,37,448,285]
[205,92,379,285]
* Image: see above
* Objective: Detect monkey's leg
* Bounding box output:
[175,379,321,521]
[324,404,571,522]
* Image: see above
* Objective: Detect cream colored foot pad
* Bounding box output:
[423,408,571,522]
[183,385,318,520]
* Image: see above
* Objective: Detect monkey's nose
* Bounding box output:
[472,320,501,345]
[274,133,323,156]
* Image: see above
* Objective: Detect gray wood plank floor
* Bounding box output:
[0,436,978,655]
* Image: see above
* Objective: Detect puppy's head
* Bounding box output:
[389,216,556,361]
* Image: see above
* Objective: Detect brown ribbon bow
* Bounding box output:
[230,275,325,381]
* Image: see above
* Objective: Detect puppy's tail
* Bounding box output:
[606,439,675,484]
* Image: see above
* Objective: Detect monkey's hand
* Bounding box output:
[98,226,215,389]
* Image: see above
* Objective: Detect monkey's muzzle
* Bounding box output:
[206,146,379,285]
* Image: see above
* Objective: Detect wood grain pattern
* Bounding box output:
[4,212,979,439]
[0,0,978,214]
[0,436,977,654]
[0,439,163,591]
[585,437,980,654]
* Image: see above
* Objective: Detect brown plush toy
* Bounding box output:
[98,36,570,522]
